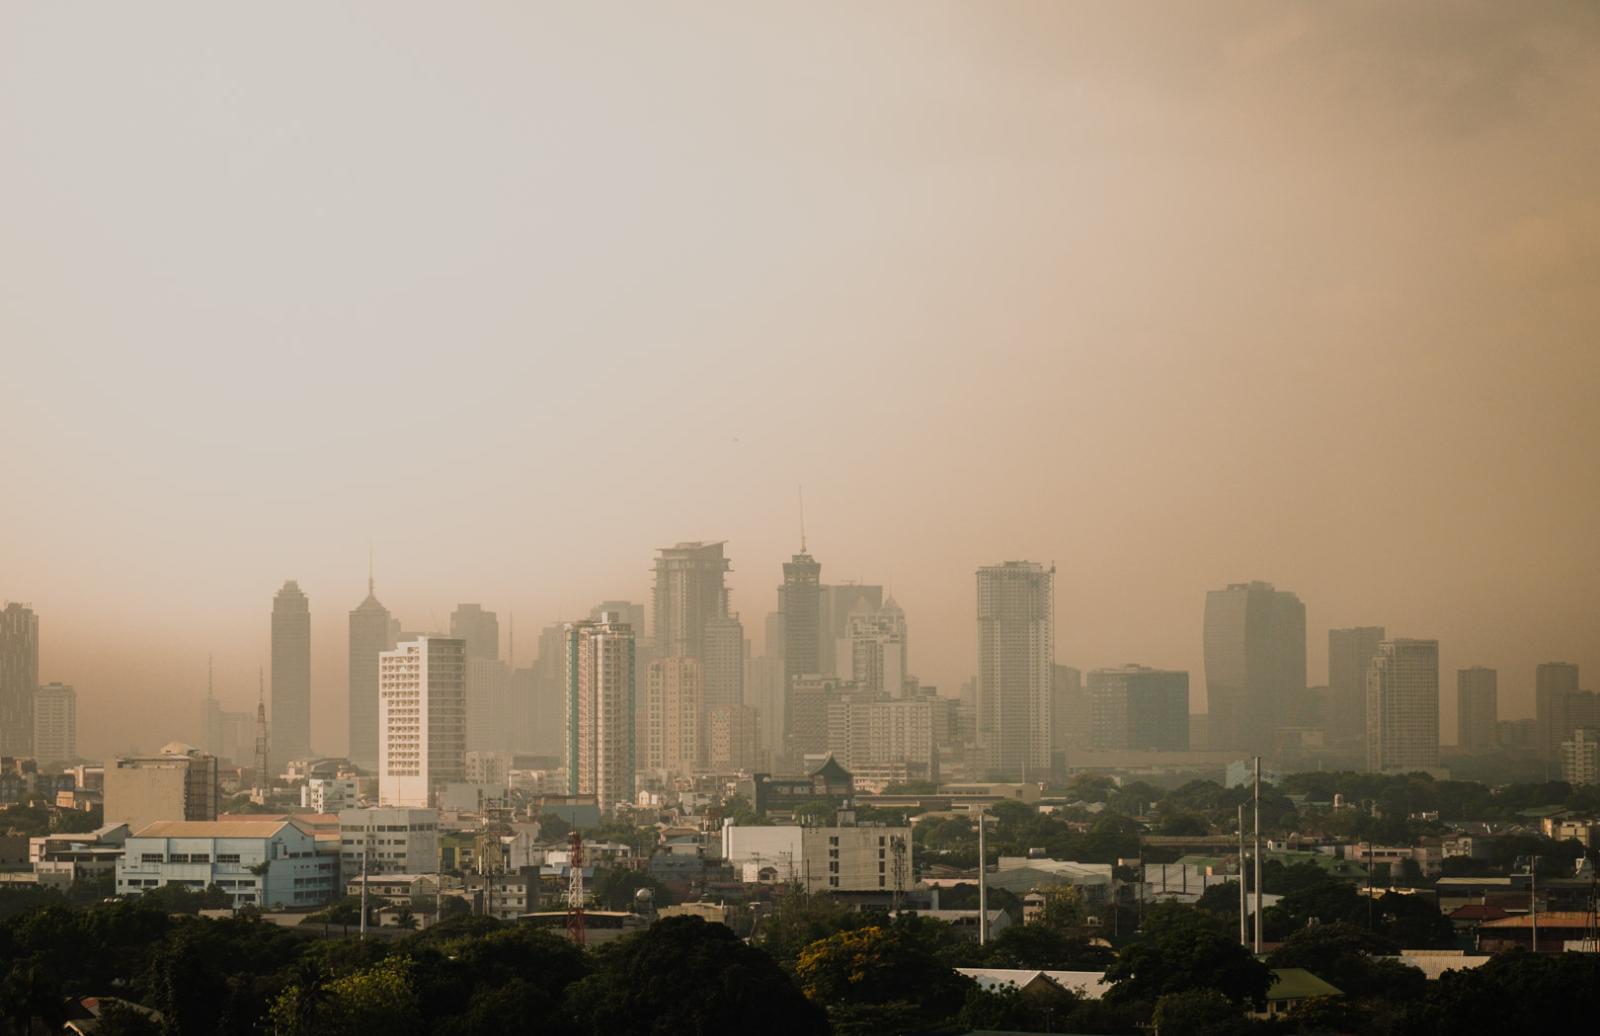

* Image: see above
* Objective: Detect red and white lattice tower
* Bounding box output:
[565,828,586,946]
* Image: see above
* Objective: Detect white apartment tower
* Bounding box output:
[379,636,467,807]
[1366,639,1440,772]
[566,613,636,813]
[976,561,1054,780]
[645,656,702,777]
[32,682,76,764]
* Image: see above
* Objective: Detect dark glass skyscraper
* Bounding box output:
[1202,582,1306,756]
[0,602,39,757]
[271,581,312,765]
[348,577,396,769]
[1328,626,1385,750]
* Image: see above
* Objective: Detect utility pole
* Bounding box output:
[1253,756,1262,953]
[977,805,989,946]
[1531,859,1539,953]
[358,837,369,941]
[1238,802,1247,946]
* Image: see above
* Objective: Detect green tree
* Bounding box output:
[271,956,424,1036]
[1104,902,1271,1008]
[794,923,974,1035]
[752,890,866,967]
[1151,988,1249,1036]
[569,915,827,1035]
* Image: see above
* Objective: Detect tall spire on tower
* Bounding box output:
[798,484,807,553]
[368,541,375,596]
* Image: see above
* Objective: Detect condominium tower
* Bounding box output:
[1327,627,1385,750]
[1202,582,1306,756]
[566,613,636,813]
[651,542,730,661]
[0,602,39,757]
[270,581,312,765]
[378,636,467,807]
[1087,665,1190,751]
[32,682,76,764]
[975,561,1054,780]
[1456,667,1498,753]
[644,656,702,777]
[1366,639,1440,772]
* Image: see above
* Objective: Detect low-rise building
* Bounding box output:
[722,823,912,892]
[338,807,439,883]
[302,778,360,813]
[29,823,129,889]
[116,819,338,909]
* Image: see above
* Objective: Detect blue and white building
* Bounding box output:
[116,819,338,909]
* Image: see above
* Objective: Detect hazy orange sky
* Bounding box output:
[2,2,1597,759]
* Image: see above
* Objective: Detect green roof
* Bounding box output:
[1267,968,1343,1001]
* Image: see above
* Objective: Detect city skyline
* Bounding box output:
[2,3,1597,758]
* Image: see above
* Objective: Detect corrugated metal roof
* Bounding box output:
[132,821,292,839]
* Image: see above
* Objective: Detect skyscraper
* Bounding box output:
[32,682,76,764]
[644,656,702,777]
[0,603,39,757]
[378,636,467,807]
[1051,664,1085,759]
[702,613,746,713]
[348,576,397,770]
[450,604,500,662]
[1328,627,1386,750]
[270,582,312,765]
[1086,665,1190,751]
[1536,662,1582,759]
[975,561,1054,780]
[651,542,730,660]
[1202,582,1306,756]
[1366,638,1440,772]
[1456,667,1498,753]
[706,703,760,771]
[817,583,883,677]
[842,597,908,696]
[779,545,821,696]
[566,613,636,813]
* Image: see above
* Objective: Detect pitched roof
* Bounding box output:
[1267,969,1343,1001]
[1479,911,1597,929]
[132,820,292,839]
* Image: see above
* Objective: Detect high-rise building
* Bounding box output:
[1537,662,1583,759]
[817,584,883,678]
[1366,639,1440,772]
[1328,627,1385,750]
[779,545,821,697]
[975,561,1054,780]
[702,613,745,713]
[1202,582,1306,756]
[706,703,760,771]
[651,542,730,660]
[566,613,636,813]
[1456,667,1498,753]
[465,657,513,753]
[33,682,76,763]
[0,602,40,757]
[1051,665,1085,759]
[378,636,467,807]
[1561,728,1600,786]
[270,581,312,765]
[842,598,908,696]
[450,604,500,662]
[348,577,397,770]
[644,656,702,777]
[825,696,938,777]
[1086,666,1190,751]
[529,622,570,757]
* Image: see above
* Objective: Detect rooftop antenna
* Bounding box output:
[368,540,375,596]
[206,654,214,700]
[509,611,515,669]
[798,484,807,553]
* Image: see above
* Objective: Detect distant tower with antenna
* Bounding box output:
[252,667,271,796]
[779,486,821,752]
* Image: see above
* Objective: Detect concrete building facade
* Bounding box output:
[271,581,312,765]
[1366,639,1440,772]
[976,561,1054,780]
[0,602,39,758]
[116,819,338,908]
[347,579,398,770]
[1087,665,1190,751]
[379,637,467,807]
[103,745,220,831]
[566,614,635,813]
[1203,582,1307,756]
[644,656,702,777]
[1456,667,1498,753]
[32,682,76,764]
